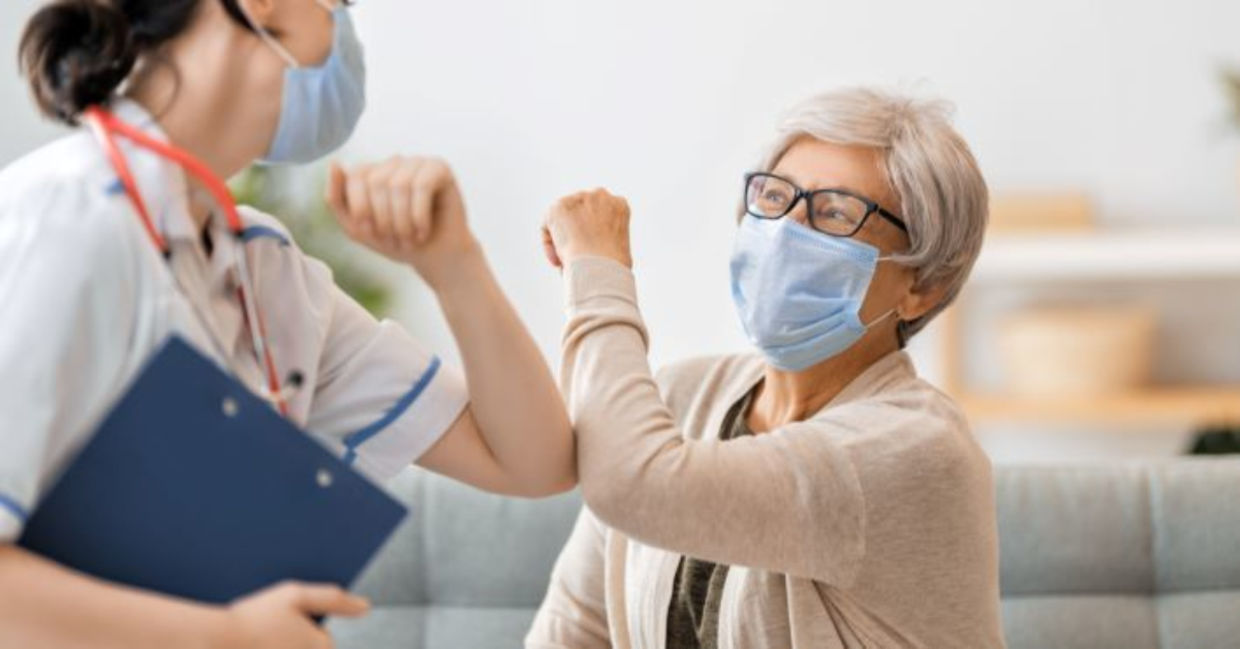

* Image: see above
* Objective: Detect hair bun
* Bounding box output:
[20,0,137,125]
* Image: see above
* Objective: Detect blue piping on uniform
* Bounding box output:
[0,493,28,523]
[343,357,442,466]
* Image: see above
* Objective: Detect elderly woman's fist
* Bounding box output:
[541,189,633,270]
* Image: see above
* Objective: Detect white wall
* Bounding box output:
[4,0,1239,460]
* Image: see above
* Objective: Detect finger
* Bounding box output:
[541,225,562,269]
[411,159,448,244]
[368,161,397,242]
[326,162,349,220]
[344,166,375,238]
[291,584,371,618]
[389,162,417,252]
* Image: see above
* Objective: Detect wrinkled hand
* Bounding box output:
[541,189,633,270]
[327,156,481,290]
[219,581,368,649]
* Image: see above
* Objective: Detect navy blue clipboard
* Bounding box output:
[18,336,408,605]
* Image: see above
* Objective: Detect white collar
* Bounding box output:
[109,98,201,244]
[108,97,242,292]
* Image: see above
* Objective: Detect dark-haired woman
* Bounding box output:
[0,1,574,647]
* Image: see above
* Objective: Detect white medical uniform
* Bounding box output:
[0,100,469,543]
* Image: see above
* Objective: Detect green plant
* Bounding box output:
[230,165,396,318]
[1224,68,1240,132]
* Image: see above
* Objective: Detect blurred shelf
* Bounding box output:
[960,386,1240,425]
[970,229,1240,283]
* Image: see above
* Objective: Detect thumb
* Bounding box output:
[292,584,370,619]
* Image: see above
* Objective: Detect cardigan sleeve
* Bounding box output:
[558,257,867,585]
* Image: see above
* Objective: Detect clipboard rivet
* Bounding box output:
[316,469,334,489]
[221,397,239,418]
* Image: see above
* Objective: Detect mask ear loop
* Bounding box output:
[867,254,912,347]
[862,308,899,331]
[234,2,302,68]
[862,308,912,350]
[861,255,899,330]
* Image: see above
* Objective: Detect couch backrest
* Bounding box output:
[337,459,1240,649]
[997,459,1240,649]
[332,469,582,649]
[350,469,582,608]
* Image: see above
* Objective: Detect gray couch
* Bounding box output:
[330,459,1240,649]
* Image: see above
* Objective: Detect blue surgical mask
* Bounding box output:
[729,216,898,372]
[243,1,367,165]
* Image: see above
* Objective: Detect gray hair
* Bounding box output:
[754,87,989,341]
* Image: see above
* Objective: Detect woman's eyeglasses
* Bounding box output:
[744,172,908,238]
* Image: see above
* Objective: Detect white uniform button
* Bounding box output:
[221,397,239,418]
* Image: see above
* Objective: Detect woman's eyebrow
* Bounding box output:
[771,170,870,198]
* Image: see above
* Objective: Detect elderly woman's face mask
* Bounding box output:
[730,216,898,371]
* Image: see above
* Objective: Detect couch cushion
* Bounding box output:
[1157,592,1240,649]
[330,605,539,649]
[1001,595,1159,649]
[998,459,1240,649]
[997,464,1153,596]
[350,469,582,608]
[1149,462,1240,592]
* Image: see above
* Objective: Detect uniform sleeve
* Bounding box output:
[304,277,469,483]
[526,507,613,649]
[0,187,140,543]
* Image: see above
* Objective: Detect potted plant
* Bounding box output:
[231,165,396,318]
[1225,68,1240,201]
[1226,69,1240,127]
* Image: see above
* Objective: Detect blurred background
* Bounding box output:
[3,0,1239,464]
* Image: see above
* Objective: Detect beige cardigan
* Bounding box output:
[526,258,1005,649]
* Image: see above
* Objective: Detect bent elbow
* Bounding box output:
[529,435,580,497]
[505,458,579,500]
[577,470,632,526]
[521,471,579,499]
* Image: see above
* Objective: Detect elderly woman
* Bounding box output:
[528,87,1002,648]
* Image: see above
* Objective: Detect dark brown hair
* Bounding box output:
[19,0,253,126]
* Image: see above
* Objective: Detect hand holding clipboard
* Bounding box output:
[18,337,408,643]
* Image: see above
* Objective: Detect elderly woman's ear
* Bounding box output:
[896,277,952,326]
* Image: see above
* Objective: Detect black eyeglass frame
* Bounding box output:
[743,172,909,237]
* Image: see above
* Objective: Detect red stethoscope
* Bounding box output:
[84,106,292,416]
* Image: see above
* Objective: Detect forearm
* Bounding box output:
[558,257,690,520]
[0,545,230,649]
[431,244,576,495]
[559,258,866,579]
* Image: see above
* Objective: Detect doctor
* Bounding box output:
[0,1,574,648]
